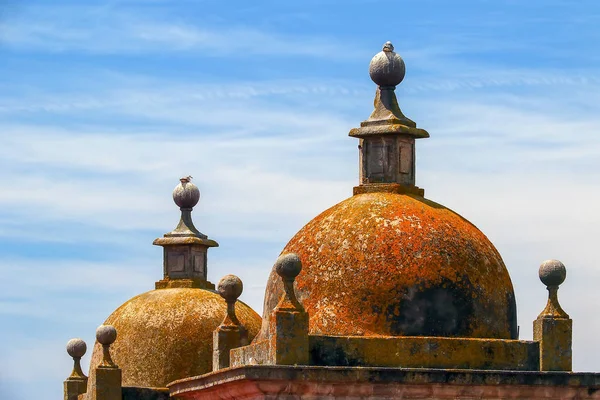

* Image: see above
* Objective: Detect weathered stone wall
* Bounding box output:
[168,366,600,400]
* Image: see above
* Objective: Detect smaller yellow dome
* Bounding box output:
[88,288,261,388]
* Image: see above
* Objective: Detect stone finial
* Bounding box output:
[92,325,122,400]
[173,176,200,209]
[274,253,304,312]
[213,274,248,370]
[153,176,218,290]
[267,252,309,365]
[539,259,567,287]
[534,259,572,371]
[369,41,406,88]
[66,338,87,379]
[167,176,203,237]
[538,259,569,319]
[96,325,117,368]
[350,42,429,196]
[64,338,88,400]
[217,274,244,326]
[229,254,309,367]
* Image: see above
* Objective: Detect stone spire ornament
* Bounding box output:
[350,41,429,196]
[64,338,88,400]
[217,274,245,327]
[92,325,122,400]
[274,253,304,312]
[66,338,87,379]
[533,259,572,371]
[153,176,218,289]
[97,324,118,368]
[537,259,569,319]
[213,274,248,370]
[269,253,309,365]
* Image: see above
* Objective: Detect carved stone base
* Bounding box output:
[354,183,424,197]
[155,278,215,290]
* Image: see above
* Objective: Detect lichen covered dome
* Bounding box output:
[89,288,261,388]
[259,192,518,340]
[86,177,262,388]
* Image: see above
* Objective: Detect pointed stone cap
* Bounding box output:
[350,41,429,139]
[153,176,218,247]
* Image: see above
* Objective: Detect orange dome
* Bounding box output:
[258,192,517,340]
[88,288,261,388]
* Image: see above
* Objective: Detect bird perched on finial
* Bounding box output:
[174,176,200,209]
[369,41,405,88]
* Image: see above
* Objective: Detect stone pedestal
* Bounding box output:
[269,309,309,365]
[213,325,248,370]
[92,367,122,400]
[534,317,572,371]
[64,377,87,400]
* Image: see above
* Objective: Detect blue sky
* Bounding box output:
[1,0,600,398]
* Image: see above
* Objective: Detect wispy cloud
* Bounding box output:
[0,5,352,58]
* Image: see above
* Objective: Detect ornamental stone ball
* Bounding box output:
[369,41,406,87]
[539,259,567,287]
[275,253,302,281]
[66,338,87,358]
[217,274,243,302]
[173,176,200,209]
[96,324,117,345]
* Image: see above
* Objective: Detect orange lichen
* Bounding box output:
[87,288,261,389]
[257,192,517,341]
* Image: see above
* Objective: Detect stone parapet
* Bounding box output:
[231,334,539,371]
[310,335,539,370]
[168,365,600,400]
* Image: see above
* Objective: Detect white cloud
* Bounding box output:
[0,5,352,58]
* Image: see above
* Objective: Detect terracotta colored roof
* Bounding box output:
[257,191,517,341]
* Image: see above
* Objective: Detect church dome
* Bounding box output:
[87,177,261,388]
[257,42,518,341]
[88,288,261,388]
[259,192,517,339]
